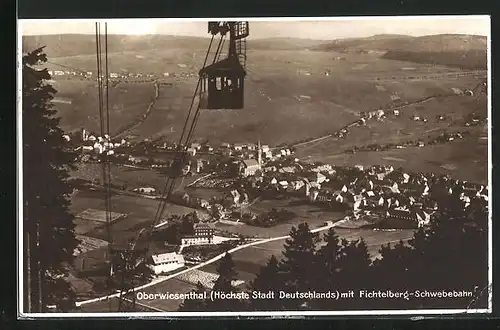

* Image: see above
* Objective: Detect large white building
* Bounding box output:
[240,159,261,177]
[147,252,185,275]
[181,223,215,246]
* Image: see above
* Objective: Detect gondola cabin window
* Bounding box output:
[199,57,246,109]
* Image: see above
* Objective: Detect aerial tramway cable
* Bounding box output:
[114,33,227,311]
[94,21,115,311]
[149,34,226,235]
[146,34,220,236]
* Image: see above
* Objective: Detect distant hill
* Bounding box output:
[22,34,328,59]
[316,34,486,52]
[315,34,487,69]
[247,37,329,50]
[22,34,211,58]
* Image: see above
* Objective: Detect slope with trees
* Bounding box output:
[23,47,80,312]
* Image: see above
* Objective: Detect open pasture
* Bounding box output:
[72,162,166,189]
[76,208,126,223]
[48,46,480,146]
[51,79,155,136]
[71,162,200,192]
[216,199,344,238]
[295,91,488,183]
[122,74,477,146]
[297,94,486,155]
[70,189,197,243]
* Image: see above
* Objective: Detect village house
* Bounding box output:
[305,181,321,196]
[147,252,185,275]
[240,159,261,177]
[384,208,417,228]
[187,147,197,156]
[399,183,425,195]
[312,164,335,175]
[246,143,256,151]
[261,145,270,153]
[307,187,320,202]
[264,166,277,173]
[279,180,289,190]
[415,210,434,227]
[280,166,296,174]
[135,187,156,194]
[190,143,202,150]
[194,159,204,173]
[234,143,245,151]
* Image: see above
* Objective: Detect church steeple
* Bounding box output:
[258,139,262,168]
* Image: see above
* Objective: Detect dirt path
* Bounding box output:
[112,81,160,139]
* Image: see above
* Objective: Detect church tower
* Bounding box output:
[258,140,262,168]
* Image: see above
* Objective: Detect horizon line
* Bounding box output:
[21,32,488,40]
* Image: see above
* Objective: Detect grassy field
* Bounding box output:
[215,198,344,238]
[70,189,196,244]
[44,44,485,146]
[51,79,156,136]
[71,162,200,191]
[294,90,488,184]
[122,72,481,145]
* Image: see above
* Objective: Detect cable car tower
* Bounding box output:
[199,22,249,110]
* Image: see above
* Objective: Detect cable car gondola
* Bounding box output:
[199,21,249,110]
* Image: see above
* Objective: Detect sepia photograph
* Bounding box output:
[18,16,491,317]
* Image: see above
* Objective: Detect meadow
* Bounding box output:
[70,189,196,244]
[45,43,485,146]
[295,92,488,184]
[52,79,156,136]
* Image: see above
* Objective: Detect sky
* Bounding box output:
[20,16,489,40]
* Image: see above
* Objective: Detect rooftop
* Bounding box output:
[151,252,184,265]
[242,159,259,167]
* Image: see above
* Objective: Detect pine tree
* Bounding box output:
[206,253,242,311]
[310,228,342,310]
[178,281,207,311]
[248,255,282,311]
[374,196,488,309]
[312,229,373,310]
[334,238,373,310]
[23,47,80,312]
[278,222,319,309]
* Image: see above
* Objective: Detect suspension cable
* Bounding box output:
[118,34,225,309]
[104,22,113,254]
[150,34,225,232]
[95,21,114,311]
